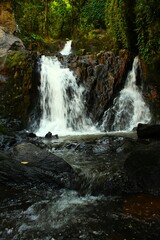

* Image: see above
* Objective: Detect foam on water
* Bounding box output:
[36,41,97,137]
[100,56,151,131]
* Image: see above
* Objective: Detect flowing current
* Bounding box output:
[101,56,151,131]
[36,41,95,136]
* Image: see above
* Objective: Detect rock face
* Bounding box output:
[0,2,40,130]
[140,59,160,123]
[66,50,132,123]
[0,28,24,56]
[0,2,24,56]
[0,50,40,130]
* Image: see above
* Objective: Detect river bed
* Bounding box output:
[1,133,160,240]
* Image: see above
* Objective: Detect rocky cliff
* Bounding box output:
[0,2,39,130]
[64,50,132,123]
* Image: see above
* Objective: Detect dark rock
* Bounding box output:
[44,132,58,139]
[28,132,37,138]
[0,50,40,130]
[137,123,160,139]
[68,51,131,123]
[0,143,78,189]
[54,134,59,139]
[124,141,160,195]
[45,131,52,139]
[0,134,19,151]
[8,40,24,51]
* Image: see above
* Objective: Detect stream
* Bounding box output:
[1,133,160,240]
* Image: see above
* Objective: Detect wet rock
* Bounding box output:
[45,131,52,139]
[27,132,37,138]
[0,143,78,189]
[0,134,19,151]
[44,132,59,139]
[68,51,132,123]
[137,123,160,139]
[0,50,40,130]
[124,141,160,195]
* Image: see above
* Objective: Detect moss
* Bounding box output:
[0,124,8,135]
[5,51,27,68]
[0,50,36,128]
[72,30,115,55]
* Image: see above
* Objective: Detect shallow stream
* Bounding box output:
[1,133,160,240]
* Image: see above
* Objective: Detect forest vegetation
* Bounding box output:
[10,0,160,63]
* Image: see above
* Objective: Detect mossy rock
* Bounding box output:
[0,50,38,129]
[5,51,27,68]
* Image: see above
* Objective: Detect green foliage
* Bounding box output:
[30,34,43,41]
[49,0,72,38]
[105,0,133,49]
[81,0,106,31]
[6,51,27,68]
[135,0,160,62]
[11,0,160,62]
[105,0,160,62]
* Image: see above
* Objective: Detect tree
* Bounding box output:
[135,0,160,61]
[105,0,136,50]
[81,0,106,30]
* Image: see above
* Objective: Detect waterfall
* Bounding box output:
[60,40,72,55]
[36,44,151,137]
[100,56,151,132]
[36,41,95,136]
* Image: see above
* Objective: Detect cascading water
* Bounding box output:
[100,56,151,132]
[36,41,95,136]
[60,40,72,55]
[36,42,151,137]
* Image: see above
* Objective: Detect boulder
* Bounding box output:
[0,28,24,57]
[27,132,37,138]
[0,143,78,189]
[124,141,160,195]
[45,131,52,139]
[137,123,160,139]
[0,2,24,56]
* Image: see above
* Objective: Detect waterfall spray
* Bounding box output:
[36,41,95,136]
[100,56,151,132]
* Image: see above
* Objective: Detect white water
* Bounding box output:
[60,40,72,55]
[36,43,151,136]
[101,56,151,131]
[36,41,96,136]
[20,190,104,231]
